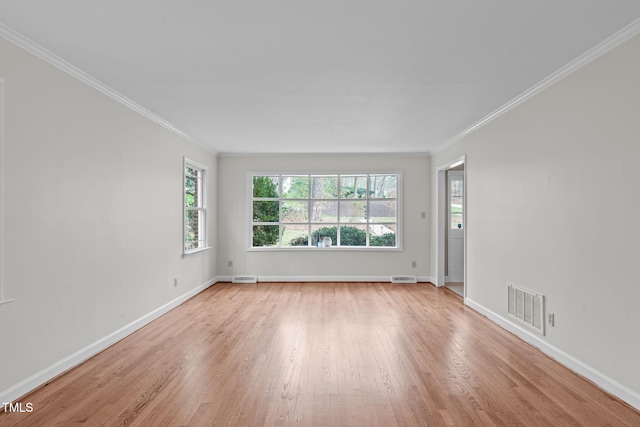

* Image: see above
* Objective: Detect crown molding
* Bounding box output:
[432,16,640,155]
[0,23,212,151]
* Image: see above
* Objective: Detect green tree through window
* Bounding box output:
[252,176,280,246]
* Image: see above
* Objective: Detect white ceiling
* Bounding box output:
[1,1,640,155]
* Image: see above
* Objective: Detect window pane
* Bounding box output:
[340,225,366,246]
[185,167,200,208]
[369,175,397,198]
[451,212,463,230]
[253,176,279,198]
[282,200,309,223]
[370,224,396,247]
[185,209,201,250]
[283,224,309,246]
[310,200,337,223]
[369,200,396,223]
[340,176,368,198]
[451,179,463,229]
[282,176,309,199]
[311,224,338,247]
[253,201,279,222]
[339,200,367,223]
[185,189,196,208]
[253,225,280,247]
[311,176,338,199]
[185,166,197,180]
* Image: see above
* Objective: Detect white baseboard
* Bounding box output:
[465,298,640,411]
[258,276,392,282]
[0,277,218,405]
[219,275,434,283]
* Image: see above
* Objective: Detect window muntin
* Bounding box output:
[184,159,207,253]
[249,173,400,249]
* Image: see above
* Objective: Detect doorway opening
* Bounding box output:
[436,155,466,299]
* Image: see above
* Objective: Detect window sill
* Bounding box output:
[183,247,211,257]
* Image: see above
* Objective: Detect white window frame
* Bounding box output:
[0,79,12,305]
[247,172,402,251]
[183,158,209,255]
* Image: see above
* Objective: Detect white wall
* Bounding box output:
[431,33,640,399]
[218,154,430,280]
[0,38,217,397]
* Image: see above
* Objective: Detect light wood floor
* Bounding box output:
[2,282,639,426]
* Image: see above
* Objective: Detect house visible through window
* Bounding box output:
[250,173,400,249]
[184,159,207,253]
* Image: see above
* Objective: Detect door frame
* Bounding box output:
[436,155,467,299]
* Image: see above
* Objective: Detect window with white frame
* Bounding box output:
[249,173,400,249]
[184,159,207,253]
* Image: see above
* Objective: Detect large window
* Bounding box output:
[250,173,400,249]
[184,159,207,254]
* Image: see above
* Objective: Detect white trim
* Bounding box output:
[246,246,402,252]
[463,164,467,299]
[182,247,211,256]
[0,23,216,154]
[0,78,5,303]
[432,16,640,155]
[435,156,466,289]
[0,277,218,404]
[219,275,434,283]
[436,169,446,287]
[245,172,253,250]
[465,298,640,411]
[184,158,208,171]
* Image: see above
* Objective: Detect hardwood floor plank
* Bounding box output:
[2,282,640,426]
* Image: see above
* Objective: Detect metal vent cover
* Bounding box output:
[507,282,544,335]
[232,275,258,284]
[391,276,417,284]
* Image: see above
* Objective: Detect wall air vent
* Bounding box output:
[507,282,545,335]
[232,275,258,284]
[391,276,417,284]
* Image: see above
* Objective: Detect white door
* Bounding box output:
[447,171,464,282]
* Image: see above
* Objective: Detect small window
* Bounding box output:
[249,173,401,249]
[449,172,463,230]
[184,159,207,254]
